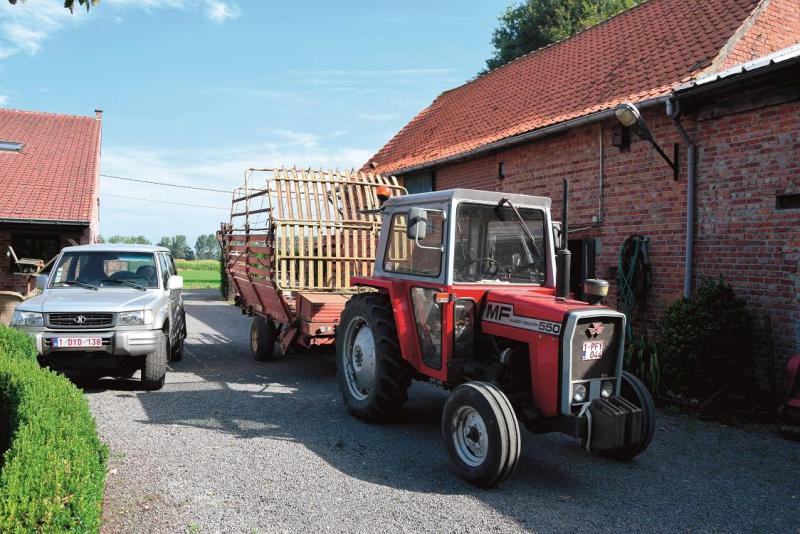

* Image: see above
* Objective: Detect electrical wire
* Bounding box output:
[100,173,230,193]
[101,193,228,210]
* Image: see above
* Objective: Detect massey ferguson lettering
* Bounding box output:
[482,302,561,336]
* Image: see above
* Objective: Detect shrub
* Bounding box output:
[0,326,107,532]
[657,277,754,399]
[624,335,661,394]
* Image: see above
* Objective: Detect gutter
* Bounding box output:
[386,96,669,176]
[0,218,90,226]
[665,99,697,299]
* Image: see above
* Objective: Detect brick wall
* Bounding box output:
[429,98,799,388]
[0,224,92,295]
[719,0,800,69]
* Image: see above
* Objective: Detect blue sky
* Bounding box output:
[0,0,506,247]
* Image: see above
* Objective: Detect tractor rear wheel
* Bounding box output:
[442,381,521,488]
[336,293,411,423]
[251,317,277,361]
[601,371,656,460]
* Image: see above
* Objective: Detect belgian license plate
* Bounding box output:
[52,337,103,349]
[581,340,604,360]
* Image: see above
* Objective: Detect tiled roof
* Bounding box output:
[366,0,776,175]
[0,107,101,223]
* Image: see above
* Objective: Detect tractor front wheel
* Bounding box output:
[601,371,656,460]
[251,317,277,361]
[442,381,521,488]
[336,293,411,423]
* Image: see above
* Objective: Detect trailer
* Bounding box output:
[219,168,405,359]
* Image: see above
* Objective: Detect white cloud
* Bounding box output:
[357,111,395,122]
[0,94,8,106]
[0,0,240,60]
[99,134,371,243]
[205,1,239,23]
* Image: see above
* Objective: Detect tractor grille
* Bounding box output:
[570,316,622,381]
[47,313,115,329]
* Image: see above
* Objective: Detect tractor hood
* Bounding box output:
[480,289,600,336]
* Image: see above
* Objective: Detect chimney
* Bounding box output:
[95,109,103,120]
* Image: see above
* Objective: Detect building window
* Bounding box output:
[0,140,23,152]
[9,234,61,273]
[776,193,800,211]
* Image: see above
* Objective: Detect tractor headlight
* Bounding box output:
[117,310,153,326]
[10,310,43,327]
[573,383,588,403]
[601,380,615,398]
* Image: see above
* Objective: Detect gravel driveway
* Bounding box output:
[87,290,799,533]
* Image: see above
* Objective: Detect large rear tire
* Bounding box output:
[336,293,411,423]
[601,371,656,460]
[442,381,521,488]
[251,317,277,361]
[142,332,168,391]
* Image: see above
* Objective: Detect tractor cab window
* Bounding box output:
[384,210,444,278]
[454,202,546,284]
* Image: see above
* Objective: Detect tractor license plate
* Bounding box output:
[581,340,604,360]
[52,337,103,349]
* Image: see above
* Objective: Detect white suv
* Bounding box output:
[11,244,186,390]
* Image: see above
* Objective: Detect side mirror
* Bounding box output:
[167,275,183,291]
[407,207,428,240]
[36,274,48,290]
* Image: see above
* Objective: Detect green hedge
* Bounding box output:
[0,326,107,533]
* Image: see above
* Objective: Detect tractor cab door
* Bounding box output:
[382,204,448,372]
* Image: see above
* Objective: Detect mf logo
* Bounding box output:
[484,302,512,321]
[482,301,561,336]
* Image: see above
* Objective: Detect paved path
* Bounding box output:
[88,290,799,533]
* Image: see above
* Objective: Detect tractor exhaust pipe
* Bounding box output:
[556,179,571,299]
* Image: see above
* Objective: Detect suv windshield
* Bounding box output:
[454,202,546,284]
[51,251,160,289]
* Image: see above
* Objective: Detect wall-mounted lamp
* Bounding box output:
[615,103,680,180]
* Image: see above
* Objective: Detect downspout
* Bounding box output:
[666,98,697,298]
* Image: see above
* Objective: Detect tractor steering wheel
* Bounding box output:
[458,257,500,277]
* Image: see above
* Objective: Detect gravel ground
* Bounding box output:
[86,290,799,534]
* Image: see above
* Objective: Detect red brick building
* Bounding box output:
[365,0,800,388]
[0,108,103,294]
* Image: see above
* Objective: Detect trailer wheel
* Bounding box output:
[442,381,521,488]
[251,317,277,361]
[142,332,168,391]
[336,293,411,422]
[601,371,656,460]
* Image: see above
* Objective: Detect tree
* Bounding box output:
[107,235,151,244]
[8,0,98,11]
[483,0,640,73]
[195,234,221,260]
[158,235,190,259]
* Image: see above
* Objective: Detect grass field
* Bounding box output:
[177,260,221,289]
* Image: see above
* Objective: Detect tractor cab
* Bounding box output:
[342,187,655,488]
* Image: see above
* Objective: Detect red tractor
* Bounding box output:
[222,170,655,488]
[336,181,655,487]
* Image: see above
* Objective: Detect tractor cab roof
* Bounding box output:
[384,188,551,210]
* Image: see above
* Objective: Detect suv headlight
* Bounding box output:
[117,310,154,326]
[10,310,44,327]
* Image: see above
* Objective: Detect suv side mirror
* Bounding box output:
[36,274,48,290]
[167,275,183,291]
[407,207,428,240]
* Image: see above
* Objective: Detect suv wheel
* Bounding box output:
[142,332,168,390]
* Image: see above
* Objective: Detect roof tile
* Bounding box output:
[366,0,772,174]
[0,107,101,222]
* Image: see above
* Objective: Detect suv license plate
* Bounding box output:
[581,340,604,360]
[52,337,103,349]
